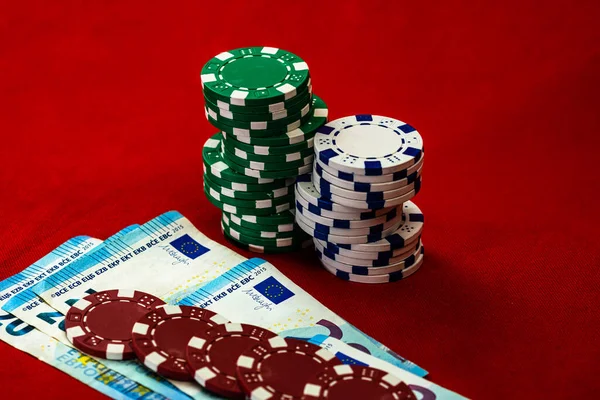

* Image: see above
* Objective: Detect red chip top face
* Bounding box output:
[303,365,417,400]
[131,305,229,381]
[236,337,342,400]
[65,289,166,360]
[186,323,277,398]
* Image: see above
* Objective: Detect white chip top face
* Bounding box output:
[335,124,402,158]
[314,115,424,175]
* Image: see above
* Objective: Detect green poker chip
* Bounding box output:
[204,91,312,122]
[206,106,313,137]
[222,211,294,232]
[223,95,328,146]
[222,133,314,156]
[203,173,292,201]
[201,47,310,106]
[204,180,294,209]
[221,218,306,248]
[204,166,294,192]
[222,214,296,239]
[203,134,280,184]
[223,150,313,179]
[227,210,296,226]
[204,185,292,216]
[203,81,312,114]
[222,225,312,254]
[221,144,314,171]
[205,100,311,129]
[222,137,314,163]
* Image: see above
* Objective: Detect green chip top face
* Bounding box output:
[201,47,310,106]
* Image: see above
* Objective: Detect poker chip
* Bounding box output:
[203,134,278,184]
[222,224,312,254]
[233,210,296,226]
[297,203,402,229]
[222,139,315,163]
[204,173,293,201]
[314,115,424,175]
[65,289,165,360]
[131,305,229,381]
[295,196,393,221]
[223,212,294,232]
[315,237,421,262]
[312,174,420,210]
[204,166,295,193]
[321,249,425,284]
[222,213,295,239]
[206,106,313,136]
[186,323,278,398]
[315,153,424,184]
[206,100,311,128]
[295,206,404,237]
[236,337,342,399]
[222,144,315,171]
[317,202,424,253]
[201,47,310,106]
[204,180,295,209]
[296,181,392,214]
[296,212,404,245]
[313,172,418,202]
[224,151,313,179]
[317,242,425,275]
[204,89,312,121]
[204,79,312,113]
[221,95,328,146]
[222,220,305,248]
[303,364,417,400]
[315,160,423,193]
[225,134,314,156]
[204,185,293,216]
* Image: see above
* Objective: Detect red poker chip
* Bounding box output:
[131,305,228,381]
[186,323,277,398]
[303,364,417,400]
[236,337,342,399]
[65,289,165,360]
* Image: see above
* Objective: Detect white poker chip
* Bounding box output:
[295,205,404,237]
[316,201,424,252]
[315,155,424,184]
[311,174,420,210]
[321,249,425,284]
[314,115,424,175]
[312,172,418,202]
[315,159,423,193]
[314,238,421,266]
[316,240,424,275]
[296,180,390,213]
[294,193,393,221]
[295,211,403,245]
[295,203,402,229]
[314,236,421,261]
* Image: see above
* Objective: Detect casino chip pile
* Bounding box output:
[295,115,425,284]
[66,289,417,399]
[200,47,329,254]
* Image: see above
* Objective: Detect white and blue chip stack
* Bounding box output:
[294,114,425,284]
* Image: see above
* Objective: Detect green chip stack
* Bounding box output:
[200,46,329,253]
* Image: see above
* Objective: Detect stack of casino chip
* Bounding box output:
[295,115,426,284]
[200,47,329,253]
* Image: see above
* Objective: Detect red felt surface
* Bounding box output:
[0,1,599,399]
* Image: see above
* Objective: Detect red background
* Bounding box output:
[1,1,599,399]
